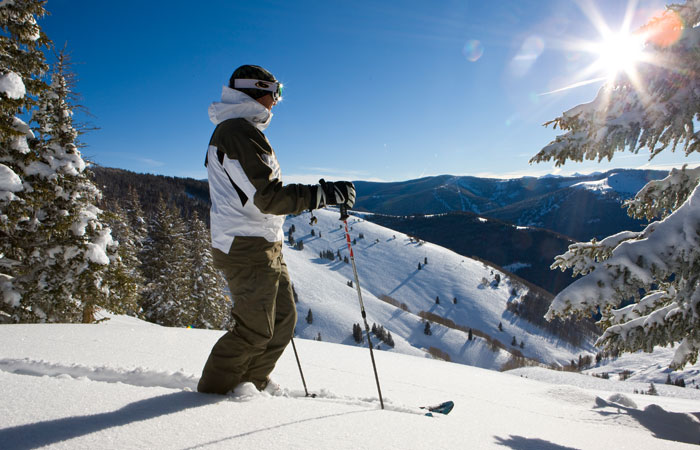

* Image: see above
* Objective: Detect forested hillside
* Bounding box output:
[91,166,210,224]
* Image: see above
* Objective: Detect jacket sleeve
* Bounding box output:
[219,122,316,216]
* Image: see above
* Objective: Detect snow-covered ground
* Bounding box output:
[1,313,699,449]
[570,170,657,195]
[284,208,594,370]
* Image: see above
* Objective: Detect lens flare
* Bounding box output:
[463,40,484,62]
[639,9,683,47]
[510,36,545,77]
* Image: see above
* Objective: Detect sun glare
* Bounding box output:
[539,0,660,96]
[593,30,646,77]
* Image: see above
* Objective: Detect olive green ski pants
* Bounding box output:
[197,237,297,395]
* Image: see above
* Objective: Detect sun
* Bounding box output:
[538,1,659,96]
[591,30,646,78]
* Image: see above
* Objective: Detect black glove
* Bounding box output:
[315,179,356,209]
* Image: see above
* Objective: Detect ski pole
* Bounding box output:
[290,336,315,397]
[340,204,384,409]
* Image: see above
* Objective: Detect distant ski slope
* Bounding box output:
[283,208,595,369]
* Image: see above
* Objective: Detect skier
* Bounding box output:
[198,65,355,395]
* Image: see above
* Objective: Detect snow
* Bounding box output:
[84,228,114,265]
[9,117,32,154]
[284,209,593,369]
[1,313,699,449]
[572,171,659,195]
[573,178,612,193]
[0,274,21,307]
[587,346,700,389]
[548,183,700,365]
[0,71,25,99]
[70,205,101,237]
[0,164,23,198]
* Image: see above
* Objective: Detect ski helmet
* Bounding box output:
[229,65,282,101]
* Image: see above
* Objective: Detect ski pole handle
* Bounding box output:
[339,204,349,221]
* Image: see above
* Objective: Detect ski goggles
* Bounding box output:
[233,79,283,101]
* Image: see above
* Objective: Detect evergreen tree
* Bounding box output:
[647,382,658,396]
[102,202,142,317]
[124,186,147,250]
[468,328,473,341]
[530,0,700,368]
[435,295,440,304]
[141,197,193,326]
[424,321,432,335]
[352,323,363,343]
[1,2,55,320]
[188,211,230,329]
[306,308,313,324]
[1,12,117,323]
[386,331,394,347]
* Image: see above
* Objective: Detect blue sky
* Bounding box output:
[40,0,696,183]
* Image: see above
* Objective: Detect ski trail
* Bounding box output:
[0,358,446,417]
[0,358,198,391]
[280,387,441,416]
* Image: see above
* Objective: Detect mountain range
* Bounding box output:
[354,169,666,242]
[92,167,668,296]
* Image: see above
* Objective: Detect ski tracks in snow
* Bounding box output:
[0,358,199,391]
[0,358,438,417]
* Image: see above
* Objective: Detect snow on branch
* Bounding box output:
[530,26,700,168]
[624,164,700,220]
[547,185,700,367]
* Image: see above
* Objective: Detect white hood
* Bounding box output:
[208,86,273,131]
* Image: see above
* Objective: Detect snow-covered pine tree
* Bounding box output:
[124,185,147,251]
[530,0,700,368]
[102,201,143,317]
[140,196,193,327]
[187,211,230,329]
[1,0,50,318]
[33,51,118,323]
[2,6,117,323]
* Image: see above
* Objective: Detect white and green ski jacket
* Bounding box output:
[206,87,315,253]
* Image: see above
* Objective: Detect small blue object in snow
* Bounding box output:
[423,400,454,416]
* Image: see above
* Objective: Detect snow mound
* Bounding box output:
[607,393,637,408]
[0,71,25,99]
